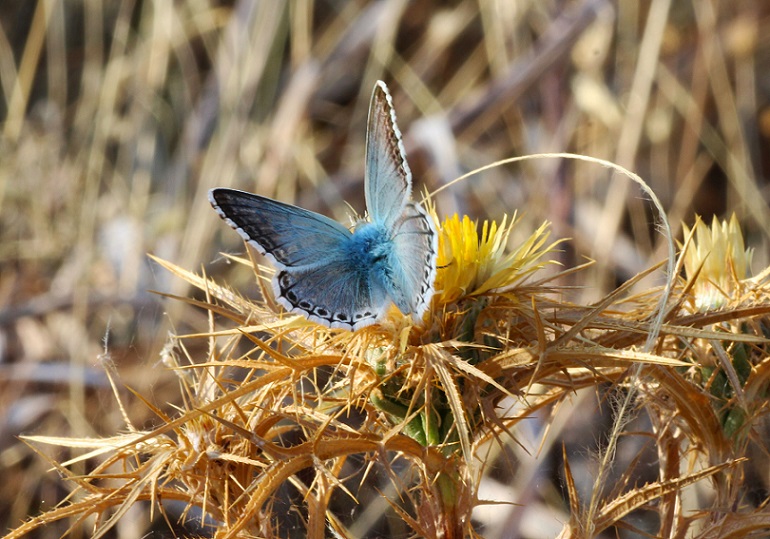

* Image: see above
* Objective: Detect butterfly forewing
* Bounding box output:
[364,81,412,230]
[209,188,351,269]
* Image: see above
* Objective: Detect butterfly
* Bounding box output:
[209,81,438,330]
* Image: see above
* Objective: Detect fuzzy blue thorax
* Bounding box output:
[348,222,393,271]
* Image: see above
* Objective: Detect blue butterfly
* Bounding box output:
[209,81,438,330]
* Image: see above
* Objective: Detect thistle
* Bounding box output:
[680,215,768,446]
[14,211,770,538]
[682,214,753,312]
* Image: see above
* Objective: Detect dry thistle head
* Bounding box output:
[361,211,558,454]
[682,214,753,311]
[678,214,770,448]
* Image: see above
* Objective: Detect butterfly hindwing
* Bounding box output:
[364,81,411,230]
[209,188,351,269]
[382,202,438,320]
[274,261,390,329]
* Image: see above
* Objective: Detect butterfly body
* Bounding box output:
[209,81,437,330]
[346,222,391,268]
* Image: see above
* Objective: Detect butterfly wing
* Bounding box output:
[363,81,438,322]
[380,202,438,321]
[209,188,352,269]
[209,188,389,329]
[274,262,389,330]
[364,81,412,230]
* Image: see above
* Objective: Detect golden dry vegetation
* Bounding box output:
[2,1,770,538]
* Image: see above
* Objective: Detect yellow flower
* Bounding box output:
[431,209,557,307]
[682,214,753,311]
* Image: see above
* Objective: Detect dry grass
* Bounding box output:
[1,1,770,538]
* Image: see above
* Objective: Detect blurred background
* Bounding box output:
[1,0,769,537]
